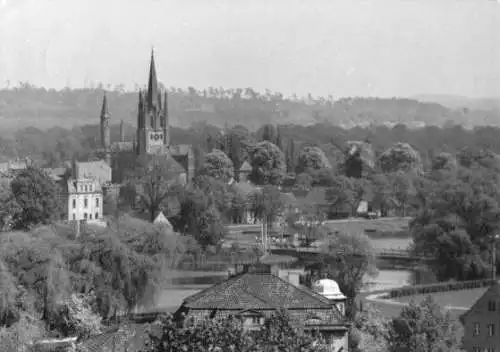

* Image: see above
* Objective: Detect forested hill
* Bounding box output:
[1,84,499,133]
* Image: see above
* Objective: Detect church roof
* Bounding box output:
[74,160,112,184]
[110,141,134,152]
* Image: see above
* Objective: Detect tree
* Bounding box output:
[249,141,286,186]
[201,149,234,182]
[325,175,354,216]
[370,173,393,217]
[319,231,377,318]
[126,155,179,222]
[146,310,328,352]
[431,152,457,171]
[379,142,422,174]
[9,166,61,230]
[249,185,284,227]
[258,123,278,144]
[387,296,463,352]
[350,305,389,352]
[0,181,21,231]
[296,146,332,174]
[285,139,297,173]
[176,187,226,249]
[388,172,415,217]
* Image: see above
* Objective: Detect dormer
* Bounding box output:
[235,309,265,331]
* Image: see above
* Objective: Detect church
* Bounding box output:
[95,50,195,185]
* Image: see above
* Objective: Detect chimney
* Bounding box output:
[278,269,301,287]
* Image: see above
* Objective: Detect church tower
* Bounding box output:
[136,49,169,156]
[100,92,111,164]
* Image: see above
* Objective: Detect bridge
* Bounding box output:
[269,246,434,264]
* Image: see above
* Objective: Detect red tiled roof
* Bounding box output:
[182,272,334,311]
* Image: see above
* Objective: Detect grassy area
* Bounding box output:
[324,217,410,235]
[392,287,486,309]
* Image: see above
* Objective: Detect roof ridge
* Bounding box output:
[182,272,243,303]
[269,273,332,306]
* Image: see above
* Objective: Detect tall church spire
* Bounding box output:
[147,48,159,111]
[100,92,110,120]
[100,92,111,164]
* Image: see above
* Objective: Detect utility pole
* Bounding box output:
[492,234,500,281]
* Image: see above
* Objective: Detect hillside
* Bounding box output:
[1,85,500,134]
[412,94,500,112]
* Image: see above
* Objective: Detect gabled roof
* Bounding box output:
[77,323,158,352]
[154,211,173,229]
[74,160,112,184]
[182,272,333,310]
[460,281,498,324]
[239,161,252,172]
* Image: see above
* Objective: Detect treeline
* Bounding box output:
[1,84,499,133]
[4,120,500,171]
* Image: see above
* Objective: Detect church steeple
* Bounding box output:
[100,92,110,120]
[147,48,159,111]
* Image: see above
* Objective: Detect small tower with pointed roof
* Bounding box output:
[100,92,111,164]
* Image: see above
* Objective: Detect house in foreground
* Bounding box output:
[175,263,350,352]
[460,281,500,352]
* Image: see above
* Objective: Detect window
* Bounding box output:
[89,185,92,192]
[84,185,88,192]
[472,347,480,352]
[89,214,92,220]
[96,198,100,207]
[473,323,480,336]
[84,213,88,219]
[72,214,76,220]
[489,300,497,311]
[84,198,88,208]
[72,199,76,209]
[487,348,496,352]
[489,324,495,336]
[95,212,98,219]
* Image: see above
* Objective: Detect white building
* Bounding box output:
[63,177,103,222]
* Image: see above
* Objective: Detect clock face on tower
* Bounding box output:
[147,131,164,153]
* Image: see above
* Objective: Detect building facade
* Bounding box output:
[175,263,349,352]
[96,50,195,184]
[62,177,103,222]
[460,281,500,352]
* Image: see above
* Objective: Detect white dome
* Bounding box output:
[313,279,346,300]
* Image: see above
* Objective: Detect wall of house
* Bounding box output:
[462,313,500,352]
[326,331,349,352]
[67,180,103,222]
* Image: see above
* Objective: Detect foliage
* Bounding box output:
[387,296,464,352]
[296,146,332,173]
[146,310,328,352]
[258,123,278,144]
[431,152,457,171]
[248,185,284,226]
[350,305,389,352]
[176,185,226,249]
[125,155,180,222]
[410,167,500,281]
[319,231,377,318]
[201,149,234,182]
[325,175,354,214]
[8,166,62,230]
[249,141,286,186]
[379,142,422,174]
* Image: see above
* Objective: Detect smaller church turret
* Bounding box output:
[100,93,111,165]
[120,120,125,142]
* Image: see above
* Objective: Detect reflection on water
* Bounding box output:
[151,236,433,311]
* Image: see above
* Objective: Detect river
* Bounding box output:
[147,236,419,312]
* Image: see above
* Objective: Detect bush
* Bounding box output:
[386,278,496,299]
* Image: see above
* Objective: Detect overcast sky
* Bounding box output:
[0,0,498,98]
